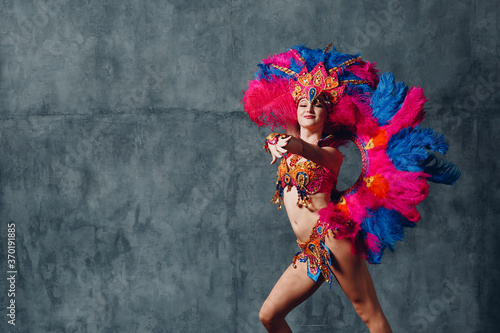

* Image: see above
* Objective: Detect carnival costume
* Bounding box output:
[274,135,339,209]
[242,44,460,282]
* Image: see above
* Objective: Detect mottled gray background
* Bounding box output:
[0,0,498,332]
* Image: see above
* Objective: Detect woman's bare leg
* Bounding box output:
[259,261,323,332]
[325,230,392,333]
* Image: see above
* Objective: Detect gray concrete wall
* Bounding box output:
[0,0,498,332]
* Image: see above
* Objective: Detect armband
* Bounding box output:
[263,133,289,154]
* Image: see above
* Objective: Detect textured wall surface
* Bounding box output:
[0,0,499,332]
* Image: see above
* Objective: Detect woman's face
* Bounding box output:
[296,97,328,131]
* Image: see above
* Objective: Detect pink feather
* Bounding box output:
[242,77,296,129]
[385,87,427,136]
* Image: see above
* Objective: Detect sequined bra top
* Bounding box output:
[272,136,338,209]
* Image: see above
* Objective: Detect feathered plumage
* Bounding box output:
[361,208,416,264]
[385,126,460,184]
[371,73,408,126]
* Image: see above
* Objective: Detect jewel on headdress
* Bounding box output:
[292,86,302,99]
[298,73,312,86]
[290,62,344,105]
[308,87,318,102]
[329,86,345,104]
[325,76,338,89]
[314,71,324,86]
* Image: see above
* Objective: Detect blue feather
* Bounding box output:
[326,52,360,68]
[346,83,373,96]
[293,45,324,71]
[422,155,461,185]
[371,73,408,125]
[387,127,460,184]
[292,45,362,74]
[361,208,415,264]
[289,58,303,74]
[387,127,448,171]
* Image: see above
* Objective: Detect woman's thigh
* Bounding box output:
[325,232,382,313]
[261,260,323,318]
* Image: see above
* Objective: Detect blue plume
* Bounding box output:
[387,126,460,184]
[292,44,361,74]
[293,45,325,71]
[289,58,303,74]
[422,155,461,185]
[346,82,374,96]
[326,52,360,68]
[361,208,416,264]
[341,71,372,85]
[387,127,448,171]
[325,52,360,69]
[371,73,408,125]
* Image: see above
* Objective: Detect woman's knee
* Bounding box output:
[258,305,271,326]
[352,301,370,323]
[352,299,382,324]
[259,301,282,329]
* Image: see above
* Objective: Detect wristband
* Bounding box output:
[263,133,289,154]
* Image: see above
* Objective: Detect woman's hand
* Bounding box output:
[263,133,305,164]
[268,135,291,164]
[324,229,339,250]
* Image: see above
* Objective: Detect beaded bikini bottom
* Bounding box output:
[292,219,335,287]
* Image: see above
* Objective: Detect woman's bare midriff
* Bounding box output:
[283,187,330,242]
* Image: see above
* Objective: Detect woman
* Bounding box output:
[260,97,392,333]
[242,44,459,332]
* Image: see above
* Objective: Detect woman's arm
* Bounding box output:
[283,137,343,173]
[266,134,342,173]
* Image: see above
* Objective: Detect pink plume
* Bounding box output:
[386,87,428,136]
[348,61,380,87]
[242,77,296,129]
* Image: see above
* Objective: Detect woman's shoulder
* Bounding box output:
[318,134,346,149]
